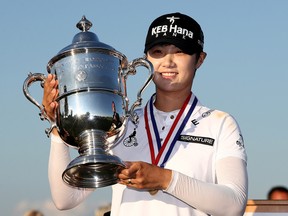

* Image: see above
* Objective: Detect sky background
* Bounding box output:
[1,0,288,215]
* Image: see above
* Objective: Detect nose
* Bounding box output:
[162,54,176,68]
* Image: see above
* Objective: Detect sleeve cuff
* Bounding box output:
[163,170,179,193]
[51,133,64,143]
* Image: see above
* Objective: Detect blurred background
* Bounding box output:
[1,0,288,215]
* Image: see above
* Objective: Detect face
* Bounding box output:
[147,44,206,94]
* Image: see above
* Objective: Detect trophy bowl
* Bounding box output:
[23,16,154,189]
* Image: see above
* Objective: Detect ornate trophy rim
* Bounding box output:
[47,47,129,73]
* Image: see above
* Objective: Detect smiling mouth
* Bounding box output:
[160,72,177,77]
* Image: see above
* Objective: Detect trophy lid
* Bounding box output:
[58,16,115,53]
[47,16,128,72]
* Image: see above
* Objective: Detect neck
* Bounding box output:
[154,90,192,112]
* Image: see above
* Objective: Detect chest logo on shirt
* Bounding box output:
[179,135,215,146]
[123,136,138,147]
[236,134,245,148]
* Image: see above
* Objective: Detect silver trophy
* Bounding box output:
[23,16,154,189]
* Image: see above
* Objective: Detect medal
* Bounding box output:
[149,189,159,195]
[144,92,198,195]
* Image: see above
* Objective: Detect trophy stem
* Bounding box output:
[62,129,125,189]
[78,129,107,155]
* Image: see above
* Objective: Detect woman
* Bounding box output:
[43,12,248,216]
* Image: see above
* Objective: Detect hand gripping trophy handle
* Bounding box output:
[23,72,57,136]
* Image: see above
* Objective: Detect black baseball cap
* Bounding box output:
[144,12,204,55]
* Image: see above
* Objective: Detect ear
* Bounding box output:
[196,52,207,69]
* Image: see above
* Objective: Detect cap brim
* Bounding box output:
[144,38,198,55]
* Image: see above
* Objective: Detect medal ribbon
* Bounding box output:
[144,92,198,167]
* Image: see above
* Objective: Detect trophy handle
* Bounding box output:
[23,72,57,136]
[125,57,154,124]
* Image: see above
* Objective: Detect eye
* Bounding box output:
[148,47,164,58]
[152,49,162,54]
[175,49,185,55]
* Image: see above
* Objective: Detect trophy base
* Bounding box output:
[62,153,125,189]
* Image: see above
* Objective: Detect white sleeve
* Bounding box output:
[164,157,248,216]
[48,134,94,210]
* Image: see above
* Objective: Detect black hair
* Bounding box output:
[267,186,288,199]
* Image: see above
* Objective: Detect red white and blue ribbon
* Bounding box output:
[144,92,198,167]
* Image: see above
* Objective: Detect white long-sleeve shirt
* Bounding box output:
[48,95,248,216]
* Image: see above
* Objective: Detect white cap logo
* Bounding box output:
[166,16,180,25]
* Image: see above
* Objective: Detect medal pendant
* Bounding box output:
[149,189,158,195]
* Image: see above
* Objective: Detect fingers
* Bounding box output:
[118,162,139,179]
[117,162,139,187]
[118,161,148,189]
[44,74,57,92]
[127,178,132,184]
[42,74,59,121]
[43,74,57,105]
[117,161,172,191]
[118,178,134,186]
